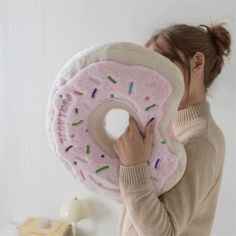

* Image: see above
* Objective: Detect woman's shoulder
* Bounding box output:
[207,117,226,152]
[179,115,225,155]
[207,117,226,177]
[182,118,225,183]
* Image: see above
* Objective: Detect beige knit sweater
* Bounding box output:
[117,98,225,236]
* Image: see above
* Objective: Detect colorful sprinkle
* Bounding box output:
[74,90,84,95]
[72,120,84,126]
[101,154,105,158]
[144,96,150,101]
[96,165,109,173]
[91,88,97,98]
[86,145,90,154]
[155,158,160,168]
[145,103,157,111]
[73,161,77,165]
[65,145,73,152]
[128,82,134,94]
[110,94,115,98]
[59,94,63,98]
[107,75,117,84]
[85,128,89,132]
[161,140,167,144]
[150,176,158,182]
[145,117,155,127]
[75,108,78,113]
[80,170,86,180]
[70,134,75,138]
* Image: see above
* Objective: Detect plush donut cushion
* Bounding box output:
[45,42,187,203]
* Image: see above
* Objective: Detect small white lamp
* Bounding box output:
[59,197,90,236]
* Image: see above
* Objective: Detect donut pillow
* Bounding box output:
[45,42,187,203]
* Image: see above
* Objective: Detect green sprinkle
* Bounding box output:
[145,103,157,111]
[107,75,117,84]
[161,140,167,144]
[96,165,109,173]
[110,94,115,98]
[72,120,84,126]
[86,145,90,154]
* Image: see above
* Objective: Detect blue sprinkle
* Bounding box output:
[128,82,134,94]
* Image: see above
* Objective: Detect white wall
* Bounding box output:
[0,1,235,235]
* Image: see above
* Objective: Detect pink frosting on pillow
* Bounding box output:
[50,59,180,203]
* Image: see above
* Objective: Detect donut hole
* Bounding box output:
[104,108,129,139]
[87,100,140,159]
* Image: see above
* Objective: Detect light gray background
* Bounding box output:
[0,1,235,235]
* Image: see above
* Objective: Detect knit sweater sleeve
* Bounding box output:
[119,138,217,236]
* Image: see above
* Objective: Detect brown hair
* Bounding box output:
[144,22,232,95]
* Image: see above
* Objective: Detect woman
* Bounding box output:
[113,23,231,236]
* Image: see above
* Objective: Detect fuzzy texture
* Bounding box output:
[47,44,188,203]
[50,59,182,202]
[118,98,225,236]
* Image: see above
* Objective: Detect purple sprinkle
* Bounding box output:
[75,108,78,113]
[128,81,134,94]
[101,154,105,158]
[146,117,155,128]
[91,88,97,98]
[155,158,160,168]
[65,145,73,152]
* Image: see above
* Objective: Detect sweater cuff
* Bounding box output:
[119,161,151,187]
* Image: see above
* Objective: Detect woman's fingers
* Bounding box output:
[129,115,139,134]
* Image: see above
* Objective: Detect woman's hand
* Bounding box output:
[112,115,156,166]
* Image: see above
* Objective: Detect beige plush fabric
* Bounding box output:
[118,98,225,236]
[46,42,188,200]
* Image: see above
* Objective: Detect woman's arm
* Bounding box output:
[119,138,217,236]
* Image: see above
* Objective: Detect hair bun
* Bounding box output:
[200,23,231,57]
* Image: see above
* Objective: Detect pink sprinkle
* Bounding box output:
[150,176,158,182]
[74,90,84,95]
[80,170,86,180]
[145,96,150,101]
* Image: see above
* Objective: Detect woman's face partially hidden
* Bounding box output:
[147,36,187,80]
[147,36,193,110]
